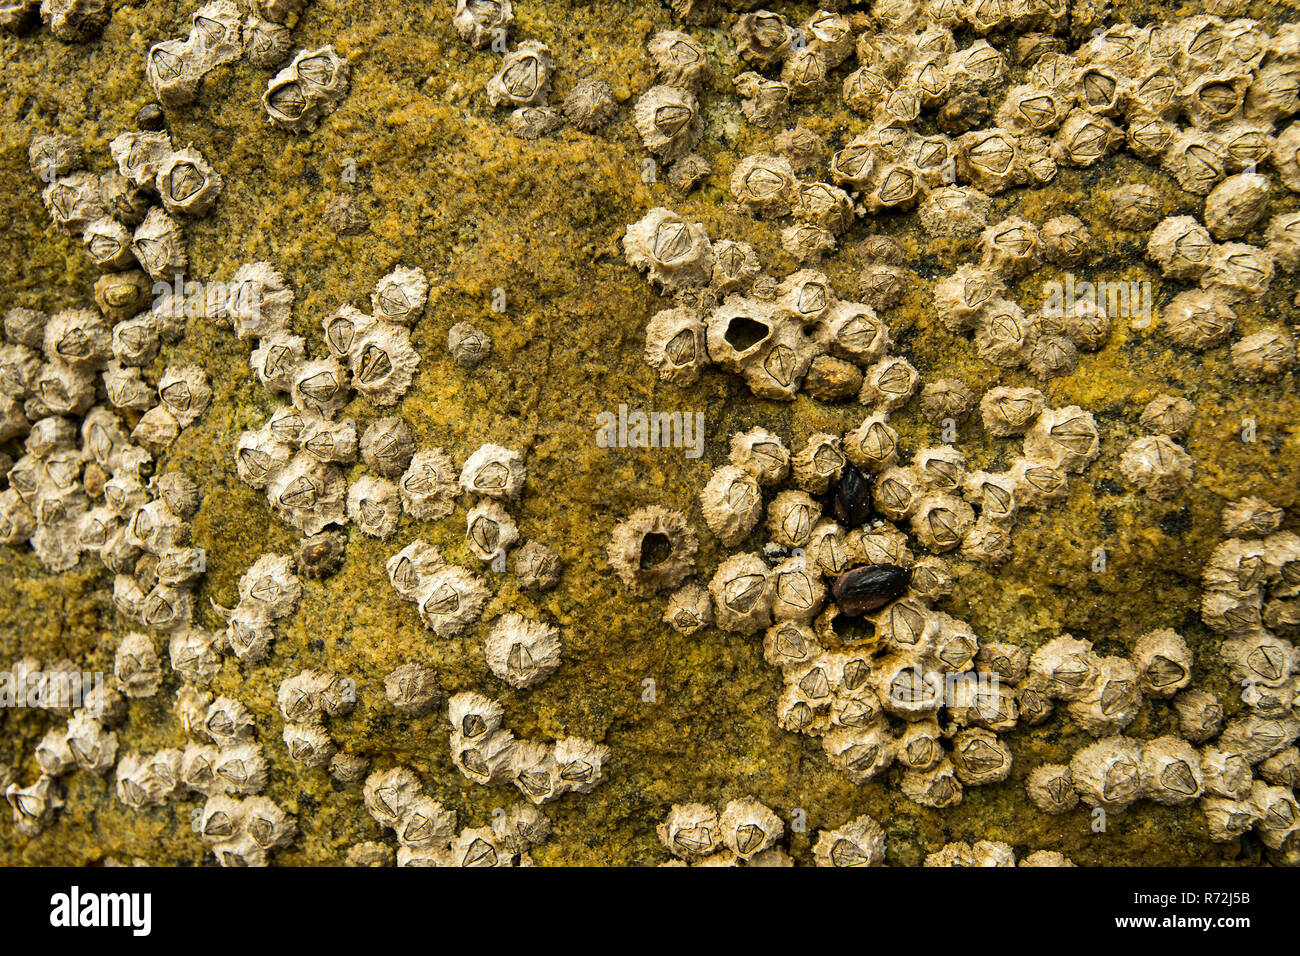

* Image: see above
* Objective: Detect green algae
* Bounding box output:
[0,0,1297,866]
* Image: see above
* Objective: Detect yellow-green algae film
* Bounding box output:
[0,0,1298,866]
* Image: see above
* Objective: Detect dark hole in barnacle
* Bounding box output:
[831,612,875,643]
[724,316,770,352]
[639,532,671,569]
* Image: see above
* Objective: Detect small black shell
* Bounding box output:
[832,464,874,528]
[832,563,911,616]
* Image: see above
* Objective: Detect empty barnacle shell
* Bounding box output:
[347,475,400,540]
[155,147,222,217]
[607,506,697,596]
[484,613,562,688]
[488,41,553,107]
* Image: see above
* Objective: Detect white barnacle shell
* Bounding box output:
[360,416,415,478]
[65,712,118,775]
[699,464,762,547]
[484,613,562,689]
[1065,655,1141,736]
[607,506,697,597]
[552,736,608,795]
[43,308,109,370]
[114,632,161,698]
[290,357,349,418]
[82,216,136,270]
[709,551,772,635]
[951,728,1012,786]
[156,365,211,426]
[399,447,459,520]
[198,794,244,842]
[730,153,796,219]
[1119,435,1193,499]
[623,208,712,292]
[115,752,168,809]
[227,260,294,339]
[487,41,553,107]
[111,313,159,367]
[386,539,445,601]
[265,453,347,535]
[1131,628,1192,698]
[131,207,187,281]
[1023,406,1099,474]
[6,775,63,837]
[169,627,221,685]
[348,321,419,406]
[633,85,701,160]
[42,171,105,233]
[384,663,441,716]
[363,766,422,830]
[344,475,398,540]
[417,564,490,637]
[372,266,428,325]
[234,426,290,490]
[244,14,293,69]
[282,722,336,768]
[299,415,357,465]
[203,696,255,746]
[644,308,707,385]
[459,443,525,501]
[813,813,886,867]
[463,497,516,562]
[718,797,782,860]
[155,147,222,217]
[238,552,300,620]
[1221,496,1283,539]
[1231,328,1295,381]
[453,0,512,48]
[658,803,719,859]
[1070,735,1143,811]
[264,46,351,132]
[214,743,268,795]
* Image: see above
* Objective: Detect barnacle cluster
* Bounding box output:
[611,406,1101,799]
[657,796,789,866]
[446,691,609,804]
[363,765,551,866]
[3,0,1300,873]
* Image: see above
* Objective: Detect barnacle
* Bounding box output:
[487,41,553,108]
[484,613,562,688]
